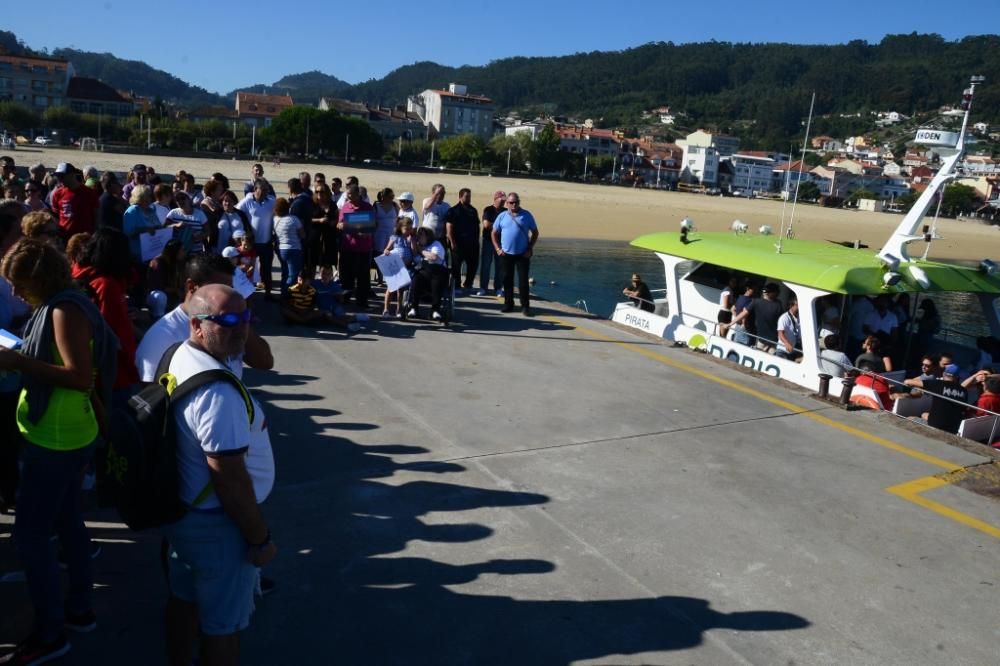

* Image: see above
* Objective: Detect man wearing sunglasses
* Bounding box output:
[163,284,276,666]
[135,253,273,383]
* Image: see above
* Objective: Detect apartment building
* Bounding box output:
[0,54,73,110]
[235,91,294,128]
[407,84,495,139]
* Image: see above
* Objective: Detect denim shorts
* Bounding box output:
[164,510,257,635]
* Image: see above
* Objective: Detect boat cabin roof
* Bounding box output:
[631,231,1000,296]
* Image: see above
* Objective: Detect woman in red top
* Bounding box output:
[72,228,139,405]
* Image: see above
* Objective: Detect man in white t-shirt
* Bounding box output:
[163,284,275,665]
[776,297,801,361]
[421,183,450,240]
[237,179,278,298]
[135,253,272,382]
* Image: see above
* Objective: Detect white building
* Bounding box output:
[677,142,719,185]
[406,83,496,139]
[727,153,776,193]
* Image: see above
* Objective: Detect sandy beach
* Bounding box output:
[17,145,1000,261]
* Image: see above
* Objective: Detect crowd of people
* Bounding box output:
[0,155,541,664]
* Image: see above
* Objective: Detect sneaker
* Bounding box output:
[58,543,101,570]
[406,308,417,318]
[65,609,97,633]
[382,309,391,319]
[0,635,71,665]
[496,290,504,300]
[395,312,403,320]
[475,289,486,296]
[431,311,442,321]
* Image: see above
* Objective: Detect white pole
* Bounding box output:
[233,120,236,140]
[398,135,402,158]
[430,141,435,168]
[506,147,511,175]
[305,117,310,156]
[147,116,151,150]
[583,154,588,179]
[612,155,617,180]
[251,124,256,156]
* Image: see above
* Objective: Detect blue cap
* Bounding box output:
[943,364,959,376]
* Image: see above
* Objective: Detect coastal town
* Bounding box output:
[2,51,999,220]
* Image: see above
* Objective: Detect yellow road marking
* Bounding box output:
[546,315,998,539]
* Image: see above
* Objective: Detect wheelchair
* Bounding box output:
[401,251,455,326]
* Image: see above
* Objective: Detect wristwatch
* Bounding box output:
[249,529,272,549]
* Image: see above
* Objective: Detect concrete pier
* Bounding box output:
[2,296,997,665]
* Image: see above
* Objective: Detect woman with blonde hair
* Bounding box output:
[0,239,118,662]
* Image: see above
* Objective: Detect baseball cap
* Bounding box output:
[54,162,75,175]
[943,363,959,377]
[763,282,780,294]
[232,229,246,239]
[132,163,147,173]
[221,246,241,259]
[493,190,506,200]
[398,191,414,202]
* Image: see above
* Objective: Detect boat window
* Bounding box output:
[684,262,750,290]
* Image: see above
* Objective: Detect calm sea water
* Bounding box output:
[532,238,994,339]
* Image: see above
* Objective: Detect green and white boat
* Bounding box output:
[612,76,1000,394]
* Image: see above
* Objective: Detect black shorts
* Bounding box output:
[718,309,733,324]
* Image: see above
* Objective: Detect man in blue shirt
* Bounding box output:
[491,192,539,316]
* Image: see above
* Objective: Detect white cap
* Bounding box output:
[221,246,241,258]
[399,191,415,202]
[232,229,246,239]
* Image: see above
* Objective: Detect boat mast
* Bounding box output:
[878,75,984,264]
[778,92,816,252]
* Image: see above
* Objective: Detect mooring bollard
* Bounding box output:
[839,377,856,405]
[817,373,832,399]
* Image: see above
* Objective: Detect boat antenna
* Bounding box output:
[878,75,983,265]
[777,92,815,253]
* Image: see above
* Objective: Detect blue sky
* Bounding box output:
[5,1,998,94]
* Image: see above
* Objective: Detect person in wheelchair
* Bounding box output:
[407,226,449,321]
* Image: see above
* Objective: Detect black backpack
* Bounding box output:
[99,342,253,530]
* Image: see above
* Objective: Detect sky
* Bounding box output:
[5,1,998,95]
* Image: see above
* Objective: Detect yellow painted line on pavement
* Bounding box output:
[887,476,1000,539]
[547,315,998,539]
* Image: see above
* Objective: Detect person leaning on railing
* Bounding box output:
[622,273,654,313]
[900,364,969,433]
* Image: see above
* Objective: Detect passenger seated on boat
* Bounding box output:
[819,335,852,378]
[967,372,1000,417]
[622,273,654,313]
[855,335,892,374]
[916,354,942,381]
[900,364,969,433]
[775,297,802,362]
[854,362,893,410]
[730,282,782,353]
[717,275,740,337]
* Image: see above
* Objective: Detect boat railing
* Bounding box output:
[621,289,667,311]
[845,366,1000,443]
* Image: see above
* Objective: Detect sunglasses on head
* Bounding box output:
[192,309,252,327]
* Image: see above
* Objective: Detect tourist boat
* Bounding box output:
[612,76,1000,397]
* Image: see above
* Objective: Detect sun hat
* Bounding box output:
[221,246,241,258]
[398,192,414,202]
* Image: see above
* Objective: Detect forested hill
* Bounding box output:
[343,34,1000,145]
[1,29,998,148]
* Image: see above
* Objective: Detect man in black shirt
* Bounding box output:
[477,190,506,296]
[731,282,783,351]
[445,187,480,292]
[98,172,127,230]
[902,363,969,433]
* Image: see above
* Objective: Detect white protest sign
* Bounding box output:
[375,253,411,292]
[233,266,257,299]
[139,227,174,262]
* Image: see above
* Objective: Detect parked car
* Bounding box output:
[34,136,52,145]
